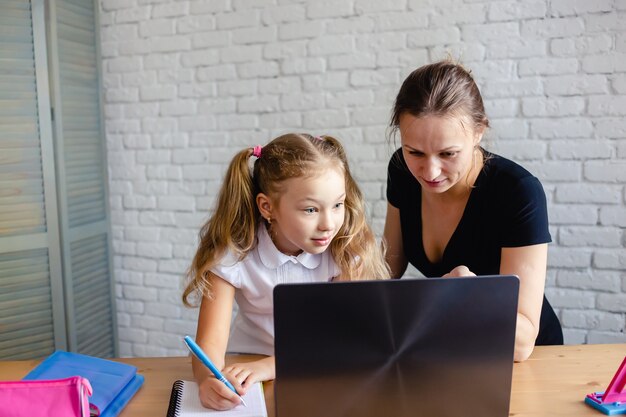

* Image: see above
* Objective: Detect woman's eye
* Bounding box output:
[304,208,316,214]
[442,151,457,157]
[334,202,344,209]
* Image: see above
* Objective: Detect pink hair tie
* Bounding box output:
[252,145,262,158]
[314,135,324,141]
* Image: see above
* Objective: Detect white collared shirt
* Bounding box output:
[210,225,340,356]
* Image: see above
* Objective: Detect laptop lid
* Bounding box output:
[273,275,519,417]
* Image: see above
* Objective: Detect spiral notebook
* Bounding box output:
[166,380,267,417]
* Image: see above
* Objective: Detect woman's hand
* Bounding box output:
[223,356,276,394]
[442,265,476,278]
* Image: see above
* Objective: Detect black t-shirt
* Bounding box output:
[387,148,562,345]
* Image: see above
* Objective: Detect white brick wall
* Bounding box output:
[99,0,626,357]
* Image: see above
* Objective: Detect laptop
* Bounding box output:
[273,275,519,417]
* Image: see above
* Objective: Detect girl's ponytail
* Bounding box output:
[183,147,260,306]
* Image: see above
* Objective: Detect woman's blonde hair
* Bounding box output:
[183,133,389,306]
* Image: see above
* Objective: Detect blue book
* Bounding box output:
[23,350,144,417]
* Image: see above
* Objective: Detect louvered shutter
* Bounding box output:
[49,0,117,357]
[0,0,67,359]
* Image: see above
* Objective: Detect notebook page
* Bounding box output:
[179,380,267,417]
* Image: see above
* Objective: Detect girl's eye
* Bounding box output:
[304,208,316,214]
[334,202,344,209]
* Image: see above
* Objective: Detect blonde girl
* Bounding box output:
[183,133,389,410]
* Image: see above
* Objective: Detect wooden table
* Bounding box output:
[1,343,624,416]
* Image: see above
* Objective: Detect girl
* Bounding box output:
[384,60,563,362]
[183,133,389,410]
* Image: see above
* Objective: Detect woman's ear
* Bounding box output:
[256,193,273,220]
[474,125,486,146]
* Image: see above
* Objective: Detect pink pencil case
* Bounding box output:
[0,376,92,417]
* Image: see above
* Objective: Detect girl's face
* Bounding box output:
[259,167,346,256]
[399,113,484,197]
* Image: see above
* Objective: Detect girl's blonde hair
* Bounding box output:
[183,133,389,306]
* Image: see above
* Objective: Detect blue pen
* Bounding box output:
[184,335,247,407]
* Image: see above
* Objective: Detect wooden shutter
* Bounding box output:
[49,0,117,357]
[0,0,66,359]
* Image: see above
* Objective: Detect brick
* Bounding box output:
[218,79,258,96]
[593,251,626,269]
[355,0,405,14]
[548,247,592,268]
[233,26,277,44]
[584,161,626,183]
[595,118,626,139]
[599,207,626,227]
[550,0,614,16]
[519,57,579,76]
[482,78,543,98]
[264,40,308,59]
[484,98,518,118]
[489,140,547,160]
[279,21,323,40]
[544,74,608,96]
[302,109,350,129]
[302,72,349,91]
[530,118,593,139]
[587,332,626,344]
[352,107,393,126]
[560,226,622,247]
[546,288,595,309]
[350,69,399,87]
[179,116,216,132]
[220,44,263,63]
[596,293,626,313]
[197,64,237,81]
[328,52,377,70]
[375,12,428,31]
[557,270,622,293]
[281,57,326,74]
[588,96,626,116]
[216,10,259,29]
[356,33,407,52]
[281,92,325,111]
[327,90,374,109]
[549,140,613,160]
[524,161,581,182]
[487,39,547,59]
[238,95,280,113]
[237,61,280,78]
[192,31,230,48]
[176,15,216,34]
[189,0,229,14]
[561,310,624,331]
[407,27,460,47]
[521,17,584,39]
[308,35,354,56]
[429,3,487,26]
[556,184,621,204]
[307,1,353,19]
[551,35,613,57]
[181,49,219,67]
[462,22,518,43]
[488,1,547,21]
[582,53,626,73]
[522,97,585,117]
[217,114,259,130]
[261,5,306,24]
[549,204,598,225]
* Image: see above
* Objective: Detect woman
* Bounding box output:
[384,60,563,362]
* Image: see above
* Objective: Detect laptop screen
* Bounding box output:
[274,275,519,417]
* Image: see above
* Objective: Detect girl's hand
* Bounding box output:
[443,265,476,278]
[223,356,276,395]
[198,376,244,411]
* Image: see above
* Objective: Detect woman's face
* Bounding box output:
[399,113,484,196]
